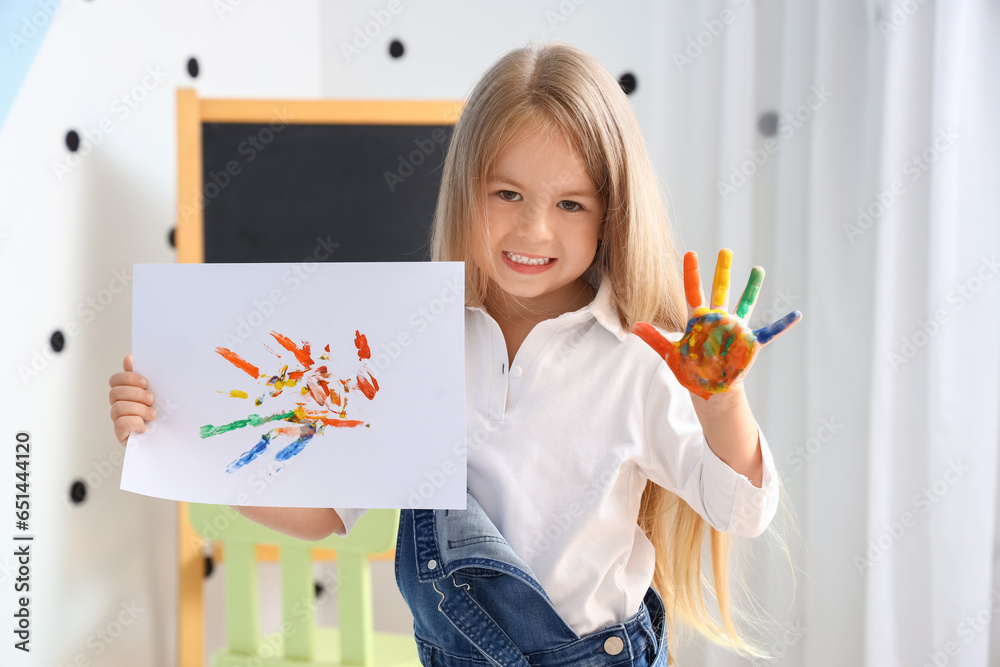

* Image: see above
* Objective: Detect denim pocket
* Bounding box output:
[414,636,435,666]
[448,535,507,548]
[636,604,660,659]
[454,566,504,578]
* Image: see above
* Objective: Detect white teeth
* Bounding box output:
[504,251,551,266]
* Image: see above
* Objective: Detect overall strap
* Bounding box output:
[432,573,532,667]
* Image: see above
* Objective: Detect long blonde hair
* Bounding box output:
[431,39,796,665]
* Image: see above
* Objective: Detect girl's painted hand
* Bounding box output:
[631,249,802,400]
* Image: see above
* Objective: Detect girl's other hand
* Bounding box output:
[108,354,156,445]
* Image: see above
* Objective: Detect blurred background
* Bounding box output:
[1,0,998,665]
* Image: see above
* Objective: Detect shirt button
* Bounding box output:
[511,365,523,378]
[427,559,437,570]
[604,636,624,655]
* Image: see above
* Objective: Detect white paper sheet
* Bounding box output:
[120,261,467,509]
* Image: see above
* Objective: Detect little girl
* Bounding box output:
[109,40,799,666]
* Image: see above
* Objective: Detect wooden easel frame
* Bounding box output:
[174,89,464,666]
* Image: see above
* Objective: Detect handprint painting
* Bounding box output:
[632,249,802,400]
[204,329,379,474]
[121,262,467,509]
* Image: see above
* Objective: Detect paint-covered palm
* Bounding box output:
[631,249,802,400]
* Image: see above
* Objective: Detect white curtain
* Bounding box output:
[647,1,1000,665]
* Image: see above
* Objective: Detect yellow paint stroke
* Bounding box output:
[217,389,249,399]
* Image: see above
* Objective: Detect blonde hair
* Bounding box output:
[431,39,798,665]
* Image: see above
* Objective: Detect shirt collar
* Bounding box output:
[582,277,628,342]
[467,276,628,343]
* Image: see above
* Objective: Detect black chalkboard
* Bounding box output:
[200,123,453,263]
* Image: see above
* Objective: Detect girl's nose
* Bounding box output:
[515,200,554,242]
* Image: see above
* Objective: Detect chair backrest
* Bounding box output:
[187,503,399,664]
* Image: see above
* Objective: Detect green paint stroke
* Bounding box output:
[200,410,296,438]
[735,267,764,319]
[703,326,725,358]
[721,331,735,357]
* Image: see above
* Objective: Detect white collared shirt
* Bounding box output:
[337,277,780,636]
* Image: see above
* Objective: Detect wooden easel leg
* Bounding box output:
[179,501,205,667]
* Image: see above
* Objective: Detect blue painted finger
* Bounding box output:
[754,310,802,346]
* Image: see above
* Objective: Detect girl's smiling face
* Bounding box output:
[482,122,606,315]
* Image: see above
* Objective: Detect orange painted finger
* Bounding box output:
[711,249,733,309]
[683,252,704,308]
[630,321,674,359]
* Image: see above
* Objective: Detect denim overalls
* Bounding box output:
[394,490,669,666]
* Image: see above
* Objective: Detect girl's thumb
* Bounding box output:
[123,354,133,372]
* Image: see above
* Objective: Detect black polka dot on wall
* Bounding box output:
[389,39,404,58]
[50,330,65,353]
[168,227,176,249]
[70,480,87,504]
[618,72,637,96]
[66,130,80,152]
[758,111,779,137]
[187,57,200,78]
[204,555,215,578]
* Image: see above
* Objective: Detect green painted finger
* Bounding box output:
[735,266,764,319]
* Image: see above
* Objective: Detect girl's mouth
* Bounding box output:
[503,251,553,265]
[502,251,556,274]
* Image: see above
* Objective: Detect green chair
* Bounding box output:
[187,504,419,667]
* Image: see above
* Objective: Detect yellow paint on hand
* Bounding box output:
[712,249,733,308]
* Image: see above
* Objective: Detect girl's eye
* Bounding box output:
[495,191,583,212]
